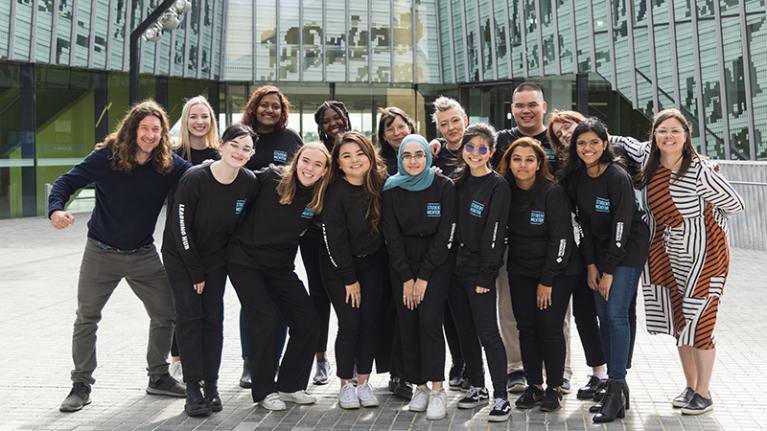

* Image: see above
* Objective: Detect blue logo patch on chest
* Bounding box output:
[273,150,288,163]
[235,199,247,215]
[470,200,485,218]
[426,202,441,217]
[301,206,316,219]
[595,197,610,213]
[530,210,545,225]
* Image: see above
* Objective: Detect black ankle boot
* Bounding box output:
[185,382,212,417]
[204,381,222,412]
[592,380,627,423]
[239,358,252,389]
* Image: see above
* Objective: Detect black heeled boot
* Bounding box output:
[239,358,252,389]
[185,382,212,417]
[592,380,627,423]
[204,381,222,412]
[590,380,630,412]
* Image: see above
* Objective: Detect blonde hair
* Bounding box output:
[276,142,332,213]
[175,96,219,161]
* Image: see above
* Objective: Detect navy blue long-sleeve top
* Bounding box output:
[47,147,190,250]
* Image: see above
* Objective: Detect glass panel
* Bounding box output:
[198,0,214,77]
[185,0,201,76]
[540,0,555,74]
[34,1,55,64]
[348,1,368,82]
[212,0,224,79]
[675,21,702,152]
[303,0,324,82]
[72,0,92,67]
[12,0,32,61]
[415,0,440,83]
[574,1,591,71]
[278,0,299,80]
[255,0,277,81]
[556,0,574,74]
[370,1,391,82]
[92,0,110,69]
[654,24,675,113]
[452,0,466,81]
[698,19,725,158]
[479,0,495,80]
[224,0,252,80]
[675,0,692,19]
[438,0,453,82]
[324,0,346,81]
[111,0,128,70]
[493,0,509,79]
[747,13,766,159]
[172,0,188,75]
[696,0,715,18]
[613,0,633,104]
[56,0,73,64]
[0,1,10,58]
[0,64,23,218]
[721,16,749,159]
[524,0,539,75]
[392,0,412,83]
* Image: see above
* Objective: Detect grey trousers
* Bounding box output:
[70,239,174,385]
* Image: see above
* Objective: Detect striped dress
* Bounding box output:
[614,137,745,349]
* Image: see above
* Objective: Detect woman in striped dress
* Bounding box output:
[627,109,744,415]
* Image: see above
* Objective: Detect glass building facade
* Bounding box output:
[1,0,766,218]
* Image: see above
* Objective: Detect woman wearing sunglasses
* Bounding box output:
[449,123,512,422]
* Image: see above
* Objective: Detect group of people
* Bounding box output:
[48,81,744,424]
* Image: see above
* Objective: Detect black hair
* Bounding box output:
[512,81,544,99]
[221,124,256,144]
[559,117,625,185]
[452,122,497,186]
[314,101,351,149]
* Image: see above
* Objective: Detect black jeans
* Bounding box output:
[228,263,320,402]
[320,247,385,379]
[443,304,463,366]
[508,273,576,388]
[571,273,606,367]
[448,276,508,399]
[300,227,331,354]
[164,260,226,384]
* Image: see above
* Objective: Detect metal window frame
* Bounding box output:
[712,0,731,159]
[366,0,371,84]
[252,0,257,82]
[30,0,39,61]
[122,0,132,71]
[568,0,577,73]
[69,0,79,66]
[169,25,176,75]
[474,0,484,81]
[534,0,543,75]
[322,0,327,82]
[106,0,114,69]
[459,0,470,81]
[87,0,97,68]
[51,0,60,63]
[503,0,512,78]
[182,0,191,78]
[299,0,304,81]
[603,0,617,89]
[488,0,499,79]
[551,0,561,75]
[412,0,418,83]
[645,0,659,112]
[625,0,639,108]
[738,0,756,160]
[586,0,596,71]
[388,0,393,84]
[667,0,682,109]
[689,2,707,155]
[8,0,15,59]
[446,0,456,83]
[519,0,529,77]
[210,0,219,80]
[434,0,444,83]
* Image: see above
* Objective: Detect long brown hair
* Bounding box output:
[276,142,332,213]
[639,108,698,187]
[546,109,585,156]
[329,131,387,234]
[241,85,290,132]
[96,100,173,174]
[497,137,554,185]
[175,95,219,161]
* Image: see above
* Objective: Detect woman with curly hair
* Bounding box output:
[314,100,352,150]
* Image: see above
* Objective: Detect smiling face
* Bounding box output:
[135,115,163,163]
[551,119,577,148]
[296,147,329,187]
[510,145,540,187]
[337,141,371,183]
[255,93,282,132]
[401,141,427,176]
[322,109,346,140]
[187,103,212,138]
[436,108,467,146]
[462,136,495,171]
[219,134,254,169]
[654,117,687,159]
[383,115,411,150]
[511,90,547,135]
[575,131,607,166]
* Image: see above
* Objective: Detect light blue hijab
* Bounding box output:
[383,134,435,192]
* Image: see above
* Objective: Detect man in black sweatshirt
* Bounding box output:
[48,101,191,413]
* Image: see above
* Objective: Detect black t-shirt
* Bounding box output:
[380,143,399,176]
[174,147,221,166]
[162,164,256,281]
[246,128,303,171]
[495,127,556,173]
[433,138,463,179]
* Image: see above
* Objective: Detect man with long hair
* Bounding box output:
[49,100,191,412]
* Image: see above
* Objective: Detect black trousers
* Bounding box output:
[320,247,385,379]
[164,259,226,384]
[509,273,576,388]
[443,304,463,366]
[228,263,320,402]
[448,276,508,399]
[391,241,451,385]
[299,228,331,354]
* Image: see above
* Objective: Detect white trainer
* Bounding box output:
[357,382,380,407]
[260,392,287,411]
[426,389,448,420]
[339,383,360,409]
[169,361,183,381]
[279,390,317,405]
[408,385,429,412]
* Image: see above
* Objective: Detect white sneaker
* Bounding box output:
[169,361,183,381]
[408,385,429,412]
[259,392,287,411]
[339,383,360,409]
[427,389,448,420]
[357,382,380,407]
[279,390,317,405]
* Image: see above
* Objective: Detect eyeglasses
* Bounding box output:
[228,142,255,155]
[402,152,426,161]
[464,143,489,155]
[655,128,685,137]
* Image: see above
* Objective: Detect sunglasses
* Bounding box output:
[464,143,489,155]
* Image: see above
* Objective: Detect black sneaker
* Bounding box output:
[672,386,695,408]
[184,382,211,417]
[394,378,413,401]
[59,382,91,412]
[560,378,571,394]
[680,392,713,415]
[577,375,603,400]
[147,373,186,397]
[448,362,464,389]
[539,387,563,412]
[507,370,526,394]
[515,385,544,409]
[204,381,223,412]
[488,398,512,422]
[457,386,490,409]
[460,368,471,391]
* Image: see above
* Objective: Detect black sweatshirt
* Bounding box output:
[227,166,316,269]
[380,143,399,176]
[175,147,220,166]
[506,178,581,285]
[322,179,385,285]
[455,171,511,289]
[382,175,457,283]
[495,128,556,172]
[47,148,190,250]
[162,165,256,282]
[433,138,463,179]
[569,163,649,274]
[245,128,303,171]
